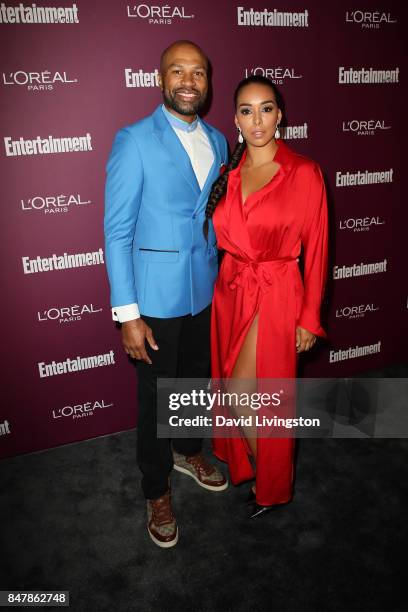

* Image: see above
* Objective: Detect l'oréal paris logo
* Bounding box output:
[338,216,385,232]
[244,66,302,85]
[345,11,397,29]
[21,193,91,214]
[37,303,102,324]
[127,4,194,24]
[342,119,391,136]
[2,70,78,91]
[336,303,380,319]
[52,400,114,420]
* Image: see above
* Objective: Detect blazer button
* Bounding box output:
[192,214,196,219]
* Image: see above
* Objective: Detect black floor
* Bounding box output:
[1,366,407,611]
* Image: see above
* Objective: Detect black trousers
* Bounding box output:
[136,305,211,500]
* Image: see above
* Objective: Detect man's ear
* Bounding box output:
[158,73,164,91]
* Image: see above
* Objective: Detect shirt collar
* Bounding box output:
[161,104,198,133]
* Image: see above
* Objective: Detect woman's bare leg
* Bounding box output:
[228,313,259,469]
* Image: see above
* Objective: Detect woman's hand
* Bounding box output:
[296,326,316,353]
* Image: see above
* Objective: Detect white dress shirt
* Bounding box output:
[111,105,214,323]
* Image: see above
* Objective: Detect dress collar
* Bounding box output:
[161,104,198,133]
[273,138,296,170]
[230,139,295,178]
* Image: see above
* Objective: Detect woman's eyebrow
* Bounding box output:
[238,99,275,107]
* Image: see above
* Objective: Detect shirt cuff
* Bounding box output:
[112,303,140,322]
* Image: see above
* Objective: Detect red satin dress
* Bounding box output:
[211,139,328,506]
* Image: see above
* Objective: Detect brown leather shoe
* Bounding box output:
[146,489,178,548]
[173,450,228,491]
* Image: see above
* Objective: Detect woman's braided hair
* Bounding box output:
[203,75,282,240]
[203,140,246,239]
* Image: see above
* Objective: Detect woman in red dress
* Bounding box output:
[204,76,328,518]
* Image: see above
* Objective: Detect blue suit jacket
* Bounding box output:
[104,105,228,318]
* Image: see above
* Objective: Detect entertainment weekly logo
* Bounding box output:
[342,119,391,136]
[0,2,79,23]
[125,68,159,88]
[0,419,11,436]
[336,303,380,320]
[52,399,114,421]
[336,168,393,187]
[333,259,387,280]
[339,66,399,84]
[21,193,91,215]
[345,10,397,29]
[2,70,78,92]
[244,67,303,84]
[329,341,381,363]
[281,124,308,140]
[38,303,102,325]
[22,248,104,274]
[4,134,93,157]
[38,350,115,378]
[339,216,385,232]
[126,3,194,24]
[237,7,309,27]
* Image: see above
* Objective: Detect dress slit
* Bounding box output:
[230,310,259,380]
[227,310,260,460]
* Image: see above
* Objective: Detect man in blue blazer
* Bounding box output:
[104,41,228,548]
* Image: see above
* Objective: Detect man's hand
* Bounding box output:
[121,319,158,364]
[296,326,316,353]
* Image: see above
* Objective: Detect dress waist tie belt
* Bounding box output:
[228,257,299,295]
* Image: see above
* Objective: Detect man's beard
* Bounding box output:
[163,87,207,116]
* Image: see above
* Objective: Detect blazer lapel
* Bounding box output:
[193,120,221,214]
[152,106,200,196]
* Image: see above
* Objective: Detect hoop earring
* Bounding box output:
[237,127,244,144]
[275,124,281,139]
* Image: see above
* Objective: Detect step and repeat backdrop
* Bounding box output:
[0,0,405,458]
